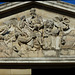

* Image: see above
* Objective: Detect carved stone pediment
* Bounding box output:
[0,1,75,63]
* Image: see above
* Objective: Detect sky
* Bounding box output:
[0,1,75,5]
[61,0,75,4]
[0,2,5,4]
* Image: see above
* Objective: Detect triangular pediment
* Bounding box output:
[0,1,75,63]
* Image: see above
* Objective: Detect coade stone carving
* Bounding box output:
[0,8,75,57]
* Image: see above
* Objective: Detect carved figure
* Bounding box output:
[0,24,11,57]
[29,8,43,30]
[43,19,54,50]
[52,16,72,51]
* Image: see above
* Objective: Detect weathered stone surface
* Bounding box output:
[43,50,57,57]
[11,51,20,57]
[68,50,75,55]
[28,51,38,57]
[60,49,69,55]
[38,49,44,57]
[0,7,75,58]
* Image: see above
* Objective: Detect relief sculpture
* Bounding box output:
[0,8,75,57]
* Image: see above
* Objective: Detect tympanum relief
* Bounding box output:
[0,8,75,57]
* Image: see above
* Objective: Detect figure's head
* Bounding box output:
[49,20,54,29]
[19,16,26,29]
[20,16,26,21]
[63,17,70,23]
[30,8,36,12]
[53,16,63,22]
[30,8,36,18]
[46,20,54,29]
